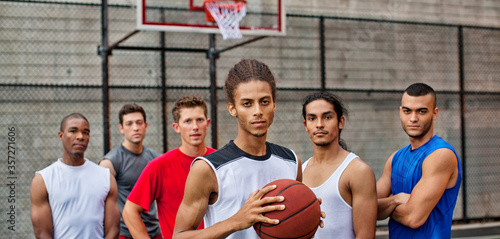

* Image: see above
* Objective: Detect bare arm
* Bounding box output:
[376,152,402,220]
[350,160,377,239]
[104,175,120,239]
[30,174,54,239]
[296,156,303,182]
[390,148,458,228]
[173,160,285,239]
[99,159,117,177]
[123,200,149,239]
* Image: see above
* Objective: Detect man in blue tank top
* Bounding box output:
[377,83,462,238]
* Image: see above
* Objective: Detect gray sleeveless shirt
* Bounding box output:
[103,144,161,238]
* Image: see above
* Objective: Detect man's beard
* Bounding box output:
[252,132,267,138]
[314,141,332,147]
[404,121,432,139]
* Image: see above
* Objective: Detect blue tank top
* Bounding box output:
[389,135,462,239]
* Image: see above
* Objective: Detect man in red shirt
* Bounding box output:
[122,96,216,239]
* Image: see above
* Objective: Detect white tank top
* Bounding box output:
[196,141,298,239]
[37,158,110,239]
[302,153,358,239]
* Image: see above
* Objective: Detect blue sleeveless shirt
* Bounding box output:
[389,135,462,239]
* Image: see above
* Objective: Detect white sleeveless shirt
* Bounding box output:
[37,158,110,239]
[302,153,358,239]
[195,141,298,239]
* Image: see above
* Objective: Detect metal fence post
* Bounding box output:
[458,25,467,222]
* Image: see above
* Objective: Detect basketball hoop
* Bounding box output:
[203,0,247,39]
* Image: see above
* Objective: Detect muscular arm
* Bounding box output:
[376,152,402,220]
[350,160,377,239]
[99,159,117,177]
[104,175,120,239]
[123,200,149,239]
[173,160,285,239]
[30,174,54,239]
[390,148,458,228]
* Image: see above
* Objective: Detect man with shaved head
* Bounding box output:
[30,113,120,239]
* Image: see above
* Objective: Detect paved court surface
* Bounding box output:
[375,222,500,239]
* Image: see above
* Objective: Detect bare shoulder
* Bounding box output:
[189,159,218,189]
[99,158,112,167]
[385,151,396,166]
[422,148,458,178]
[185,159,219,204]
[344,157,376,188]
[30,174,48,200]
[191,159,215,175]
[423,148,457,169]
[348,157,375,175]
[31,174,45,190]
[99,159,116,177]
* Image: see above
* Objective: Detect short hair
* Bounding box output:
[60,113,89,131]
[302,91,349,150]
[224,59,277,105]
[404,83,436,108]
[119,103,146,125]
[172,96,208,123]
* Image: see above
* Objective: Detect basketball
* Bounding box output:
[253,179,321,239]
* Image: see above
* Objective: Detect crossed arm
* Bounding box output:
[377,149,458,228]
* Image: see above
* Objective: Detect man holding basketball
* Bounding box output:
[122,96,215,239]
[173,59,304,239]
[301,91,377,238]
[377,83,462,238]
[30,113,120,239]
[99,103,162,239]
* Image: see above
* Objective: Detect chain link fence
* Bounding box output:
[1,0,500,237]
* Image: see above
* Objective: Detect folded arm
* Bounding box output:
[376,152,398,220]
[390,148,458,228]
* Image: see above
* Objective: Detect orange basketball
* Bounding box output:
[253,179,321,239]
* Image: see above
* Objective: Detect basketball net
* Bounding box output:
[204,0,247,39]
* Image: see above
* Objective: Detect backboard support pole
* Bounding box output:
[100,0,110,154]
[208,34,219,149]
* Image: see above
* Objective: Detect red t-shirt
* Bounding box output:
[128,147,216,239]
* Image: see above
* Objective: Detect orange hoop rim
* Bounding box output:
[203,0,247,22]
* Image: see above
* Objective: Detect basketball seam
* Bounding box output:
[261,183,302,218]
[275,183,302,196]
[261,198,318,228]
[258,221,319,239]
